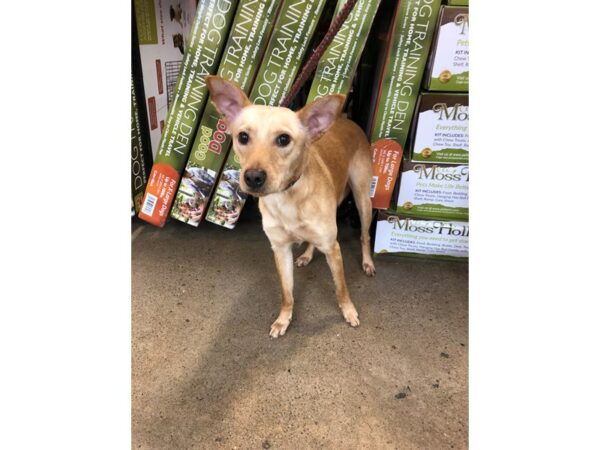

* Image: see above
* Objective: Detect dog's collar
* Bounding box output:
[282,174,301,192]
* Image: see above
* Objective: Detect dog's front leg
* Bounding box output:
[319,240,360,327]
[270,243,294,338]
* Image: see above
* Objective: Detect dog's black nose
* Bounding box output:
[244,169,266,190]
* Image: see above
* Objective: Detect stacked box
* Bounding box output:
[170,0,282,226]
[138,0,238,227]
[396,161,468,221]
[203,0,329,229]
[423,6,469,92]
[368,0,442,209]
[133,0,198,157]
[410,92,468,164]
[373,211,468,261]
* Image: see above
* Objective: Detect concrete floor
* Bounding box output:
[132,205,468,449]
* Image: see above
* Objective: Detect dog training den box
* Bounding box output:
[369,0,442,209]
[423,5,469,92]
[410,93,468,164]
[396,161,468,221]
[374,211,468,261]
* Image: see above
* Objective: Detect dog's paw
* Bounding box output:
[362,261,376,277]
[341,305,360,327]
[269,318,291,338]
[295,255,312,267]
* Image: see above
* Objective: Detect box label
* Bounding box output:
[397,163,468,220]
[374,214,468,259]
[427,7,469,91]
[411,94,469,163]
[370,139,403,209]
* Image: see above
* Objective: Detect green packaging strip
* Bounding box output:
[369,0,442,148]
[170,0,282,226]
[306,0,381,103]
[204,0,329,229]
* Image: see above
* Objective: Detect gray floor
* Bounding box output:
[132,208,468,449]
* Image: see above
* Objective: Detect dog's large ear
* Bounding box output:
[297,94,345,141]
[206,76,250,126]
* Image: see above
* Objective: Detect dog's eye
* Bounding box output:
[238,131,249,145]
[276,133,291,147]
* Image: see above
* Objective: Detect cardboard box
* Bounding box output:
[447,0,468,6]
[374,211,468,261]
[170,0,282,226]
[204,0,329,229]
[423,6,469,92]
[369,0,442,209]
[133,0,198,158]
[410,93,468,164]
[396,161,468,220]
[138,0,238,227]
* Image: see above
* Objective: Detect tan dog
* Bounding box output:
[206,76,375,337]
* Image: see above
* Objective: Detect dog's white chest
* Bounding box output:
[260,196,311,244]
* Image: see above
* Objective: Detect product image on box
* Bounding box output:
[374,211,468,261]
[134,0,198,157]
[396,161,468,221]
[424,5,469,92]
[410,93,468,164]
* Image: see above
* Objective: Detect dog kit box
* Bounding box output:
[374,211,468,261]
[306,0,382,102]
[170,0,282,226]
[369,0,442,210]
[133,0,198,157]
[204,0,329,229]
[423,6,469,92]
[410,93,468,164]
[138,0,238,227]
[131,77,152,214]
[396,161,468,220]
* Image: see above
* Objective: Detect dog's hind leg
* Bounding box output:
[295,243,315,267]
[348,149,376,276]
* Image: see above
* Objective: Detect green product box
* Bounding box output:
[131,77,152,214]
[306,0,382,102]
[410,92,468,164]
[374,211,468,261]
[170,0,282,226]
[423,6,469,92]
[396,160,468,221]
[447,0,468,6]
[369,0,442,148]
[204,0,329,229]
[138,0,238,227]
